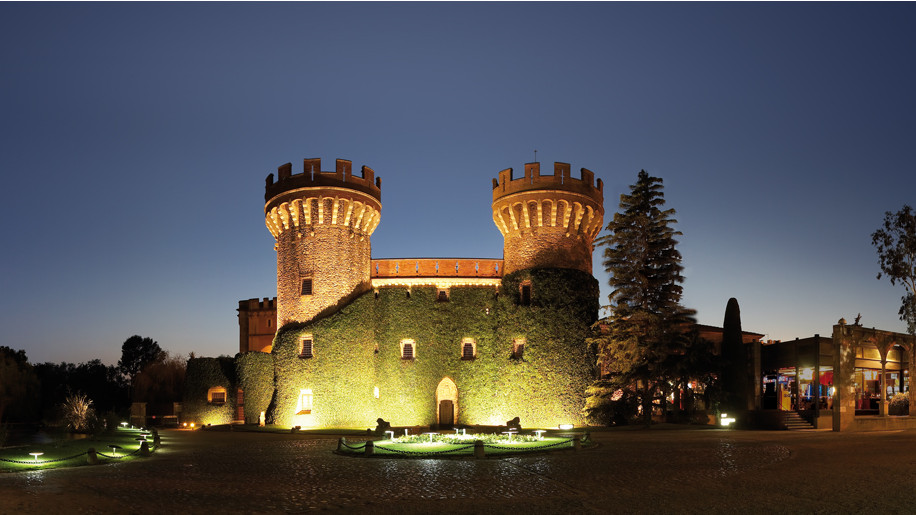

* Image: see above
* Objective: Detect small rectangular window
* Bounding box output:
[520,283,531,306]
[297,389,313,415]
[300,337,313,358]
[437,289,449,302]
[462,342,475,359]
[211,391,226,404]
[301,279,313,296]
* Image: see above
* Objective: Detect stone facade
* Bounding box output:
[492,162,604,275]
[265,159,381,326]
[185,158,606,429]
[238,298,277,354]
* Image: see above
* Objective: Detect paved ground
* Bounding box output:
[2,426,916,513]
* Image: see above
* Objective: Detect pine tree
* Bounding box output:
[590,170,694,426]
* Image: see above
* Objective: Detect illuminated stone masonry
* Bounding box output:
[186,157,605,429]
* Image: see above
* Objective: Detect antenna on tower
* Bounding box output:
[533,149,537,163]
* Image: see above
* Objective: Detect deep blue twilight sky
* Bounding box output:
[1,3,914,366]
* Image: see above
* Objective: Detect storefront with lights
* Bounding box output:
[760,322,916,431]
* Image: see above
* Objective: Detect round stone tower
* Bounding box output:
[492,162,604,275]
[265,158,381,326]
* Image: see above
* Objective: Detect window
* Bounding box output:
[400,339,416,359]
[520,282,532,306]
[461,338,476,360]
[437,288,450,302]
[299,336,313,358]
[301,278,313,296]
[512,338,526,360]
[297,389,313,415]
[207,386,227,404]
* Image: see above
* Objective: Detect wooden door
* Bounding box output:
[439,400,454,427]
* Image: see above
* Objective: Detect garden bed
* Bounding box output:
[336,431,591,458]
[0,425,157,473]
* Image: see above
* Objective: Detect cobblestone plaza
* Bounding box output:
[2,427,914,513]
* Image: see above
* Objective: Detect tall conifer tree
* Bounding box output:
[592,170,694,425]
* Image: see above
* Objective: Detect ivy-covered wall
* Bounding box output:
[236,352,274,424]
[264,268,599,429]
[183,357,237,426]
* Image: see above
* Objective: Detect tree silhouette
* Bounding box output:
[592,170,695,426]
[118,335,163,384]
[871,205,916,335]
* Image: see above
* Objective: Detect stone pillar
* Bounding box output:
[909,343,916,418]
[751,340,762,410]
[880,358,888,417]
[474,440,485,459]
[832,322,856,432]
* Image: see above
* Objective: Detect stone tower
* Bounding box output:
[265,158,381,326]
[492,162,604,275]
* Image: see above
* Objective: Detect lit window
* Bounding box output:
[299,335,313,358]
[461,338,476,360]
[400,339,416,359]
[297,389,313,415]
[520,282,532,306]
[301,278,313,296]
[437,289,450,302]
[374,386,380,399]
[512,338,526,360]
[207,386,227,404]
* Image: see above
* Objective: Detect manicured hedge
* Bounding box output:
[183,357,236,425]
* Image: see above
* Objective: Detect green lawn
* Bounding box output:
[0,426,157,473]
[338,433,587,457]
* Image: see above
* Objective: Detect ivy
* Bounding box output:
[185,269,599,429]
[183,357,236,425]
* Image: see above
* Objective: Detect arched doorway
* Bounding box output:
[436,377,458,427]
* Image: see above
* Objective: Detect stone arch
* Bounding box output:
[435,377,458,427]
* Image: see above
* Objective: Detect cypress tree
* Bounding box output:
[719,298,749,413]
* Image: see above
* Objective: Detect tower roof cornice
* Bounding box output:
[492,162,603,205]
[265,158,381,204]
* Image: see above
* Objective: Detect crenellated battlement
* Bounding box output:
[492,162,603,205]
[265,158,381,203]
[238,297,277,312]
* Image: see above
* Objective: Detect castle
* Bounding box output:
[184,157,605,428]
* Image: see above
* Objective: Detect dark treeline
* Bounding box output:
[0,335,185,428]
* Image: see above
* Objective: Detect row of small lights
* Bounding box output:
[383,424,576,443]
[24,422,148,464]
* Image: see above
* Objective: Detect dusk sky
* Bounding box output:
[1,2,914,366]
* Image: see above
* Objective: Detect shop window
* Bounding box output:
[299,335,313,358]
[208,386,227,404]
[512,338,526,360]
[520,282,532,306]
[301,278,313,296]
[400,339,416,359]
[297,389,313,415]
[461,338,476,360]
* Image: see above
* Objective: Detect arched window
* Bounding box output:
[400,339,416,359]
[461,338,476,360]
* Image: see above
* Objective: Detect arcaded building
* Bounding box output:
[184,157,605,429]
